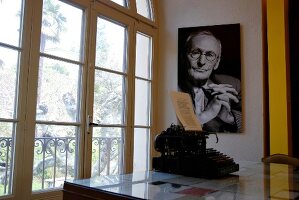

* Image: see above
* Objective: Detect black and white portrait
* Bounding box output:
[178,24,242,133]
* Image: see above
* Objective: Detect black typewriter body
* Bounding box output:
[152,124,239,178]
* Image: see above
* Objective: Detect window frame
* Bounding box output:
[0,0,158,199]
[95,0,158,27]
[133,22,157,171]
[12,0,92,199]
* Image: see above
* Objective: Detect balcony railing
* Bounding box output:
[0,137,12,195]
[0,136,122,194]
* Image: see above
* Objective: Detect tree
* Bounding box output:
[37,0,66,104]
[33,0,68,189]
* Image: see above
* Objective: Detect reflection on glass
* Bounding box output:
[36,57,81,122]
[40,0,83,61]
[96,17,126,72]
[0,47,19,119]
[134,79,150,126]
[0,0,23,47]
[136,0,153,20]
[91,127,124,176]
[132,183,148,199]
[0,122,14,195]
[132,171,150,182]
[136,33,152,79]
[32,124,78,191]
[110,0,127,7]
[93,70,125,125]
[133,128,149,172]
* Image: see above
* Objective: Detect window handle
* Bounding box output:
[89,122,99,126]
[87,115,99,126]
[86,115,99,134]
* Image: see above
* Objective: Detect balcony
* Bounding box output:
[0,136,122,195]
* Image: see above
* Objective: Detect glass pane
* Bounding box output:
[32,124,78,191]
[40,0,83,61]
[136,33,152,79]
[136,0,153,20]
[133,128,149,172]
[96,18,126,73]
[36,57,81,122]
[134,79,150,126]
[93,70,125,125]
[91,127,124,176]
[0,47,19,119]
[110,0,127,7]
[0,0,23,47]
[0,122,14,196]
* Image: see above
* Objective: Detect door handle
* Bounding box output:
[89,122,99,126]
[86,115,99,134]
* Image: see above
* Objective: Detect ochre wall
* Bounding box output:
[267,0,289,154]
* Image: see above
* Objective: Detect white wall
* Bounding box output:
[157,0,264,161]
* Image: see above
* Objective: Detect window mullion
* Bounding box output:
[14,0,43,199]
[122,20,136,174]
[82,4,97,179]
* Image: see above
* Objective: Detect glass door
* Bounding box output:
[32,0,85,190]
[89,17,128,176]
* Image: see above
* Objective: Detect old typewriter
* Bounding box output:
[152,124,239,178]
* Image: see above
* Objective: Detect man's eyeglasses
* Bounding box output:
[189,48,217,62]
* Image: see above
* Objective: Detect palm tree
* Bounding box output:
[40,0,66,52]
[37,0,66,108]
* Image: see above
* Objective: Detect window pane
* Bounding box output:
[0,122,14,195]
[0,47,19,119]
[136,33,152,79]
[36,57,81,122]
[91,127,124,176]
[110,0,127,7]
[96,18,126,73]
[32,124,78,190]
[0,1,23,197]
[136,0,153,20]
[0,0,23,47]
[93,70,125,125]
[134,79,150,126]
[33,0,84,192]
[40,0,83,61]
[133,128,149,172]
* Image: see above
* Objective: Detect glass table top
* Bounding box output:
[65,161,299,200]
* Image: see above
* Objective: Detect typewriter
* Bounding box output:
[152,124,239,178]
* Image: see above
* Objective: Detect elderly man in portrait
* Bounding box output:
[178,30,242,132]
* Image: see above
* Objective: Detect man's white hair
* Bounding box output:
[185,30,222,57]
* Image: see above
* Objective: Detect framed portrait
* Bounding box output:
[178,24,242,133]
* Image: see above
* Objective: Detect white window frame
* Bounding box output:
[0,0,158,199]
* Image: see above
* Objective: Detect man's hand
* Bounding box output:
[196,84,239,124]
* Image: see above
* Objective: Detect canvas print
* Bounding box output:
[178,24,242,133]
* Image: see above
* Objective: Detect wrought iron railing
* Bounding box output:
[0,137,13,195]
[33,136,78,190]
[91,137,123,176]
[0,136,122,194]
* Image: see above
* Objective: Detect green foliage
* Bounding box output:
[42,0,66,43]
[52,63,69,75]
[96,23,109,67]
